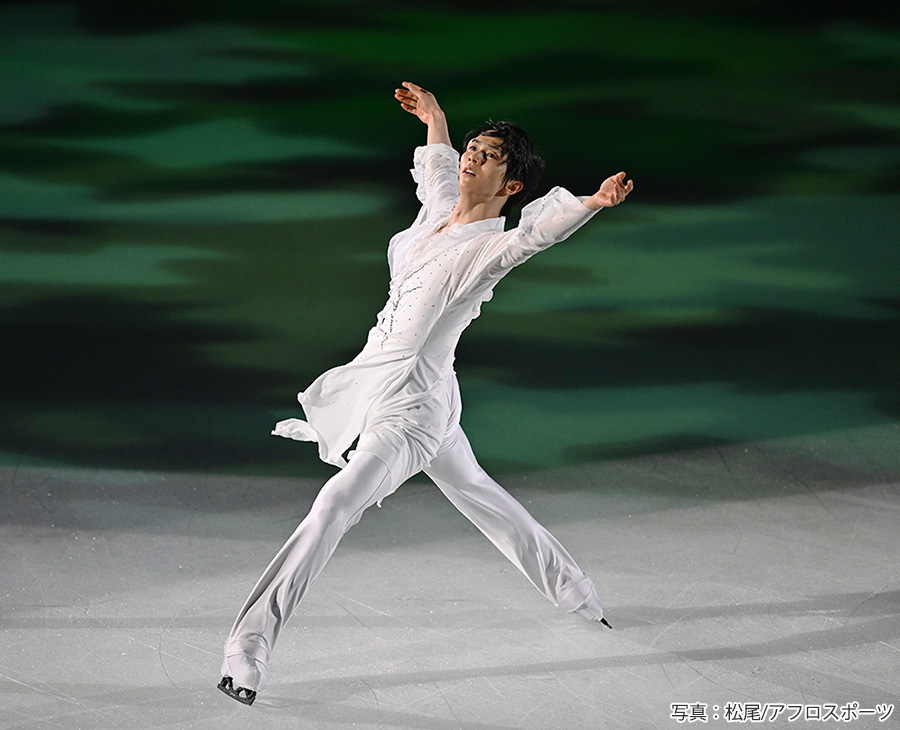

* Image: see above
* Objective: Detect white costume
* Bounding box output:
[222,143,606,693]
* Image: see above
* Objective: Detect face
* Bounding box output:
[459,134,523,199]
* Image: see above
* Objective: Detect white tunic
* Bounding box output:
[273,143,598,476]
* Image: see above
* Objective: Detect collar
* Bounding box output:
[436,216,506,236]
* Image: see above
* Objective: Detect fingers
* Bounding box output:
[396,82,435,101]
[402,81,432,96]
[394,81,428,114]
[598,172,634,206]
[394,82,428,102]
[394,92,416,114]
[614,171,634,200]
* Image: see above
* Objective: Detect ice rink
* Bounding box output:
[4,424,898,729]
[2,2,898,727]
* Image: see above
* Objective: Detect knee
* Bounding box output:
[309,488,357,529]
[307,453,392,529]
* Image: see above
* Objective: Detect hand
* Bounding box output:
[583,172,634,210]
[395,81,451,147]
[394,81,444,125]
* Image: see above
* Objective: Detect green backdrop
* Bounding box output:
[1,1,898,476]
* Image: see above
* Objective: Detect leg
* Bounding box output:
[424,425,608,623]
[221,450,394,697]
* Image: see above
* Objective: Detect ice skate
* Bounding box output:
[218,651,266,705]
[217,675,257,705]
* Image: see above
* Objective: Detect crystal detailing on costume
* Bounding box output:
[273,144,597,470]
[380,258,428,346]
[377,224,460,348]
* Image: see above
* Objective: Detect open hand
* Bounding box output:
[583,172,634,210]
[394,81,444,125]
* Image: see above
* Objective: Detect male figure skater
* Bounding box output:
[218,81,633,705]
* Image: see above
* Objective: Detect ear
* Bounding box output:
[504,180,524,196]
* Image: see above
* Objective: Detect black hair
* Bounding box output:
[463,119,544,214]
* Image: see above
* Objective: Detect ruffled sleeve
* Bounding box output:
[497,186,599,269]
[445,187,599,309]
[410,143,460,219]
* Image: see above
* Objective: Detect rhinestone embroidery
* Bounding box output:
[379,230,454,347]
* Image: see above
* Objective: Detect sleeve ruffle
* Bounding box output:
[517,186,596,239]
[411,143,460,208]
[500,186,599,268]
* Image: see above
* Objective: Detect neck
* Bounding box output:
[445,193,506,229]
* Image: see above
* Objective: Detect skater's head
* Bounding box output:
[462,120,544,214]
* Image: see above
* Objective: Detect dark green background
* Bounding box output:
[2,1,898,476]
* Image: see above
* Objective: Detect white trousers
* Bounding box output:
[222,425,604,691]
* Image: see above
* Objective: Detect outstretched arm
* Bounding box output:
[394,81,452,147]
[583,172,634,210]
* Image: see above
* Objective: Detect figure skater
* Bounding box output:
[218,81,633,705]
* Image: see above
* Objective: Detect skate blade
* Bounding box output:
[218,676,257,706]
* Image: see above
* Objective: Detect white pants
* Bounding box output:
[222,425,604,691]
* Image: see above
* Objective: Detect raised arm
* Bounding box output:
[583,171,634,210]
[394,81,452,148]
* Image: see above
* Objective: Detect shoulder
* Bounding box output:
[413,143,459,170]
[411,144,460,209]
